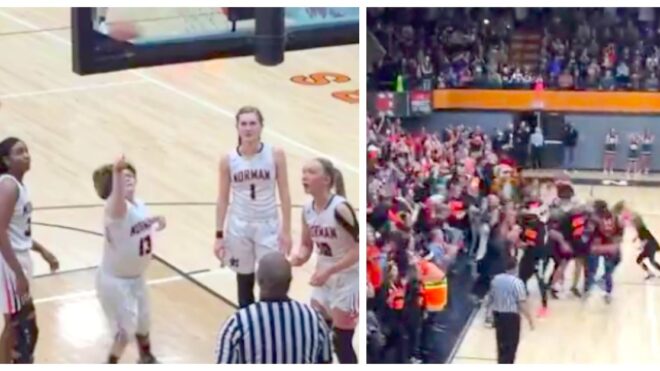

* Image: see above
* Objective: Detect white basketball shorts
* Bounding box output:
[311,269,359,315]
[224,217,279,274]
[96,269,150,337]
[0,250,33,315]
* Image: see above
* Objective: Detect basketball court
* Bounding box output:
[0,8,358,363]
[452,180,660,363]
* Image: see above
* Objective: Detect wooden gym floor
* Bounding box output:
[452,183,660,364]
[0,8,358,363]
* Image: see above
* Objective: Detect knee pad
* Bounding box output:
[11,301,38,364]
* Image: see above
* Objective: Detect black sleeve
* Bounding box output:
[637,226,652,242]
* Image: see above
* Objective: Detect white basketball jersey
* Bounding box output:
[0,174,32,251]
[228,143,278,221]
[101,199,153,278]
[303,195,358,273]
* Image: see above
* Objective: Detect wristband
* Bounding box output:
[216,230,224,239]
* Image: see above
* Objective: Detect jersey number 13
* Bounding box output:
[25,218,31,237]
[139,236,152,256]
[317,242,333,257]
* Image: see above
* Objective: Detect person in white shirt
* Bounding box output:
[290,158,359,363]
[0,137,59,364]
[214,106,292,308]
[530,126,544,169]
[92,156,166,363]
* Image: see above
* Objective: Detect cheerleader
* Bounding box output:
[626,133,641,178]
[640,129,654,175]
[603,129,618,175]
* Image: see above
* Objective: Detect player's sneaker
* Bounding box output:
[604,293,612,304]
[536,306,549,318]
[570,287,582,298]
[138,355,159,364]
[645,272,656,280]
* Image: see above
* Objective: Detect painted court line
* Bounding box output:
[0,10,359,175]
[453,355,496,363]
[33,269,225,305]
[0,10,71,47]
[0,80,147,100]
[134,72,359,174]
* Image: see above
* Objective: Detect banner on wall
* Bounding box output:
[410,90,432,115]
[368,91,433,118]
[368,91,409,117]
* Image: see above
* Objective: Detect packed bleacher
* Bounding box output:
[368,8,660,91]
[366,114,529,363]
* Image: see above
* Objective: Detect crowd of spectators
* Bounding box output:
[368,8,660,92]
[366,115,541,363]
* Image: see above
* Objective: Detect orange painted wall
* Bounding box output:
[432,89,660,113]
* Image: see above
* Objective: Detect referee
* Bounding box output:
[487,256,534,364]
[215,251,333,364]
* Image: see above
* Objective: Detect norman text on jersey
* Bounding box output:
[233,169,271,183]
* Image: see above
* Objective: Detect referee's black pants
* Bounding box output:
[493,312,520,364]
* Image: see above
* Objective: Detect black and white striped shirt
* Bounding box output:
[489,273,527,313]
[215,299,333,364]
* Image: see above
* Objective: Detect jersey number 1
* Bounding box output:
[139,236,152,256]
[250,184,256,200]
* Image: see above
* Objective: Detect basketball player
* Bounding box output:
[518,201,553,317]
[558,198,592,298]
[290,158,359,364]
[631,215,660,279]
[546,180,580,298]
[214,106,292,308]
[603,129,618,175]
[0,137,59,364]
[585,207,623,303]
[92,156,164,363]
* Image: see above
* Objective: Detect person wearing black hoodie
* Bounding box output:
[562,123,579,171]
